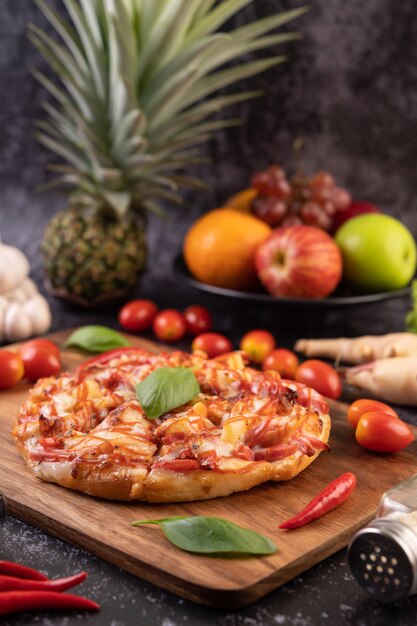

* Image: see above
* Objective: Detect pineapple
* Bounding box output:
[31,0,305,305]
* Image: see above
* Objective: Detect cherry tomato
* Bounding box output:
[153,309,186,343]
[20,345,61,381]
[240,330,276,364]
[0,350,24,389]
[118,299,158,333]
[19,339,61,360]
[295,359,342,399]
[262,348,299,378]
[192,333,233,358]
[355,411,414,453]
[347,398,398,429]
[184,305,213,336]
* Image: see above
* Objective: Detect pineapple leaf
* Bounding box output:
[36,131,90,171]
[140,199,167,219]
[146,66,201,129]
[42,101,108,157]
[32,0,307,214]
[34,0,88,74]
[36,118,80,147]
[145,34,229,95]
[150,90,262,147]
[137,1,183,85]
[103,191,132,217]
[168,175,211,192]
[29,25,89,88]
[148,154,212,174]
[188,0,252,40]
[191,0,218,24]
[177,56,287,112]
[146,1,202,74]
[78,0,103,48]
[111,109,147,154]
[62,0,106,99]
[233,7,309,42]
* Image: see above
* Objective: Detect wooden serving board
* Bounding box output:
[1,330,417,608]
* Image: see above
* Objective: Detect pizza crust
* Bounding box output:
[31,460,148,501]
[143,462,275,503]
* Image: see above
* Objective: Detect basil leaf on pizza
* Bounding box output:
[132,516,277,555]
[64,326,131,352]
[136,367,200,420]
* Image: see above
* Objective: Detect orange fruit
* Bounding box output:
[224,188,258,213]
[183,208,271,290]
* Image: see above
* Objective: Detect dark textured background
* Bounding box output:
[2,2,417,625]
[1,0,417,334]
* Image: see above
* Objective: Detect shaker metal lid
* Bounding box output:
[348,519,417,603]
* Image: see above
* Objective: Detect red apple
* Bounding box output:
[331,200,379,233]
[255,225,343,299]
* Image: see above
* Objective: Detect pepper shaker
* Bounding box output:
[348,474,417,602]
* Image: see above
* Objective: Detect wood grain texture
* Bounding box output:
[1,329,417,608]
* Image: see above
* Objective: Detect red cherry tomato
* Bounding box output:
[355,411,414,453]
[118,299,158,333]
[19,339,61,360]
[184,305,213,336]
[347,398,398,429]
[240,330,276,364]
[192,333,233,358]
[153,309,186,343]
[295,359,342,399]
[20,345,61,382]
[262,348,299,379]
[0,350,25,389]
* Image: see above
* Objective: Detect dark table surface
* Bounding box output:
[1,224,417,625]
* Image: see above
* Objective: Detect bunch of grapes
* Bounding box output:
[250,165,351,231]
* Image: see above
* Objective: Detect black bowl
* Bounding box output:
[174,255,411,311]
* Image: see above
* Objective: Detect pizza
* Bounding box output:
[12,348,331,502]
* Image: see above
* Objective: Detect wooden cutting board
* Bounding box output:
[1,329,417,609]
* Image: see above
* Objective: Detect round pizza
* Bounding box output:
[12,348,331,502]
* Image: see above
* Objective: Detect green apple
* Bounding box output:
[334,214,417,292]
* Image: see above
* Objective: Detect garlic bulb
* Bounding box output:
[3,302,33,342]
[0,243,53,343]
[23,294,52,336]
[0,244,30,293]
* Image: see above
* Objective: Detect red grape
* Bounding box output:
[251,166,291,198]
[331,187,351,211]
[310,171,335,189]
[251,196,287,226]
[300,202,332,230]
[249,165,352,233]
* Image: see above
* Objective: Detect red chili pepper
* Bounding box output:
[279,472,357,530]
[0,561,48,581]
[0,571,87,592]
[77,347,146,373]
[0,591,100,615]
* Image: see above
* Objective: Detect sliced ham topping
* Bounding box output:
[155,459,201,472]
[254,443,299,461]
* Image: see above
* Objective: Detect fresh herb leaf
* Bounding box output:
[132,516,276,556]
[136,367,200,420]
[64,326,131,352]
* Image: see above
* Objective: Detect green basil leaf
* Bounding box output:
[136,367,200,420]
[64,325,131,352]
[132,516,276,556]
